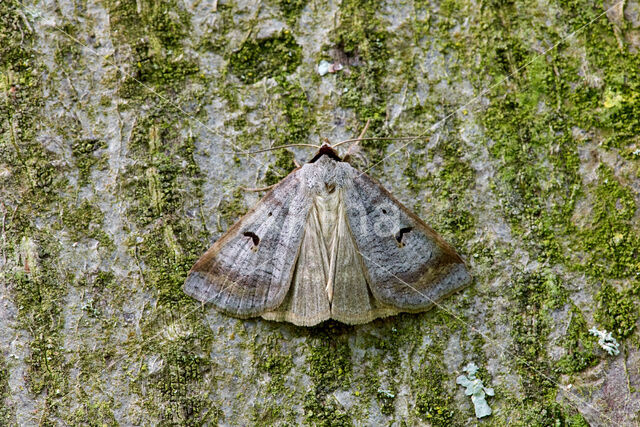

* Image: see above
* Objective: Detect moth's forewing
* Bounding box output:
[183,167,309,317]
[342,166,471,310]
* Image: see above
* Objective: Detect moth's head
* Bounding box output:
[308,143,342,163]
[229,130,369,166]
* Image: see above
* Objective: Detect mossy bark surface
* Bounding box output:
[1,0,640,424]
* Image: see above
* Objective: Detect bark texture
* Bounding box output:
[1,0,640,425]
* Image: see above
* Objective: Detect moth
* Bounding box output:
[183,143,471,326]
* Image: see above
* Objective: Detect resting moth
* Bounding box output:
[183,143,471,326]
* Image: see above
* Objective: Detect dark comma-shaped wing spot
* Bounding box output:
[343,167,471,310]
[183,169,312,317]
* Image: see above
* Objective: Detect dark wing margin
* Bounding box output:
[183,169,311,317]
[343,169,471,310]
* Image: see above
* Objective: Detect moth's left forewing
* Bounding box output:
[184,168,311,317]
[341,164,471,310]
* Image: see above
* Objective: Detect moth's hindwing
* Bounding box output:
[183,169,311,317]
[343,168,471,310]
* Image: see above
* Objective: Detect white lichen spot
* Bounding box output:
[456,362,494,418]
[589,327,620,356]
[147,355,164,375]
[377,388,395,398]
[317,60,343,76]
[317,60,330,76]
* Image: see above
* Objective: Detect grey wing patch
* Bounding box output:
[342,167,471,310]
[183,169,311,318]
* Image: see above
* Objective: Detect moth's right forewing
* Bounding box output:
[342,166,471,310]
[184,169,311,317]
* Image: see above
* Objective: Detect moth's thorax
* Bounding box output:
[302,155,351,194]
[305,156,347,261]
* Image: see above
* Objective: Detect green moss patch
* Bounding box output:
[579,165,640,279]
[594,283,638,340]
[262,78,315,185]
[12,237,68,418]
[413,346,458,425]
[0,356,12,425]
[71,138,108,187]
[61,200,114,250]
[331,0,392,155]
[128,321,220,425]
[303,393,352,426]
[307,328,352,392]
[228,31,302,85]
[65,392,118,426]
[0,3,52,207]
[471,0,640,284]
[105,0,200,100]
[560,0,640,151]
[277,0,306,26]
[518,401,590,427]
[498,271,594,424]
[303,324,353,425]
[556,306,598,374]
[510,272,566,398]
[116,90,221,424]
[1,2,76,421]
[124,113,202,227]
[155,345,218,424]
[253,332,294,395]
